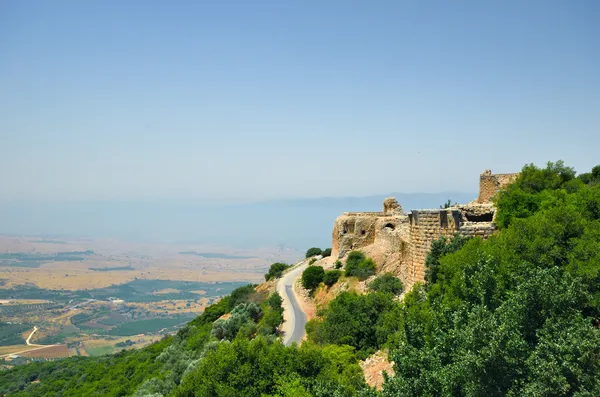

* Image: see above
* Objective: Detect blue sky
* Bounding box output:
[1,0,599,201]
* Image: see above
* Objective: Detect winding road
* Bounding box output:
[26,326,39,345]
[277,259,310,346]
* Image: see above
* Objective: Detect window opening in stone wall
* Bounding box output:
[439,211,448,228]
[345,221,355,234]
[361,230,366,235]
[465,213,493,222]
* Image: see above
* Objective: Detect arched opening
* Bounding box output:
[361,230,366,236]
[384,223,395,231]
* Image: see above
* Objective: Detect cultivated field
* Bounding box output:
[20,345,70,359]
[0,235,299,290]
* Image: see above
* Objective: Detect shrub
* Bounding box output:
[305,247,323,258]
[323,270,342,287]
[322,248,332,257]
[211,302,262,340]
[334,260,342,269]
[368,273,403,294]
[258,293,284,336]
[306,291,397,357]
[345,252,376,280]
[301,266,325,292]
[309,258,317,265]
[345,251,365,273]
[264,262,290,281]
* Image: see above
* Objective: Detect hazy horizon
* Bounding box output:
[0,191,476,249]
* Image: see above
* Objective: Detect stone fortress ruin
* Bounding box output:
[330,170,519,288]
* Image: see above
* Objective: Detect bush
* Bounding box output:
[368,273,403,295]
[211,302,262,340]
[322,248,332,257]
[323,270,342,287]
[301,266,325,292]
[309,258,317,265]
[305,247,322,258]
[264,262,290,281]
[334,260,342,269]
[345,251,365,273]
[345,252,376,280]
[306,291,398,357]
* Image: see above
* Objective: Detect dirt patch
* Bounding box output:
[360,350,395,390]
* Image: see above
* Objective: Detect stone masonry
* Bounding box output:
[331,170,518,288]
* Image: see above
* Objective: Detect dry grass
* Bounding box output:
[0,345,41,355]
[0,235,289,290]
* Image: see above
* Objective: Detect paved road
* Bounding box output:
[277,260,310,346]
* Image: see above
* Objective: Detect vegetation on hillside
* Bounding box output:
[368,273,403,295]
[305,247,332,258]
[2,161,599,397]
[301,265,325,293]
[345,251,377,280]
[264,262,291,281]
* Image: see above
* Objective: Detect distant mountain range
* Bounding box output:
[0,192,474,249]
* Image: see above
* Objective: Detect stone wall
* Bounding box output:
[407,210,459,283]
[330,170,517,288]
[477,170,519,203]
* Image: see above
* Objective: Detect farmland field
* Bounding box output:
[0,235,301,364]
[0,323,31,346]
[107,316,195,336]
[20,345,70,359]
[84,344,114,356]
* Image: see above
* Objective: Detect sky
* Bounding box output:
[1,0,599,201]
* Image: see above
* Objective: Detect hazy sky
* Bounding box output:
[1,1,599,201]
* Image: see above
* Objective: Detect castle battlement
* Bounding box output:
[331,170,518,287]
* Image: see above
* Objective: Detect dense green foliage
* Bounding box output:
[264,262,291,281]
[323,270,342,287]
[174,338,365,397]
[423,234,470,287]
[301,266,325,292]
[321,248,332,257]
[345,251,377,280]
[0,282,369,396]
[306,292,397,359]
[368,273,403,295]
[305,247,323,257]
[380,162,600,396]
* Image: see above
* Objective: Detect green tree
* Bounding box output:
[368,273,403,295]
[264,262,290,281]
[301,265,325,292]
[345,253,377,280]
[305,247,323,258]
[424,234,470,287]
[323,270,342,287]
[307,291,397,358]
